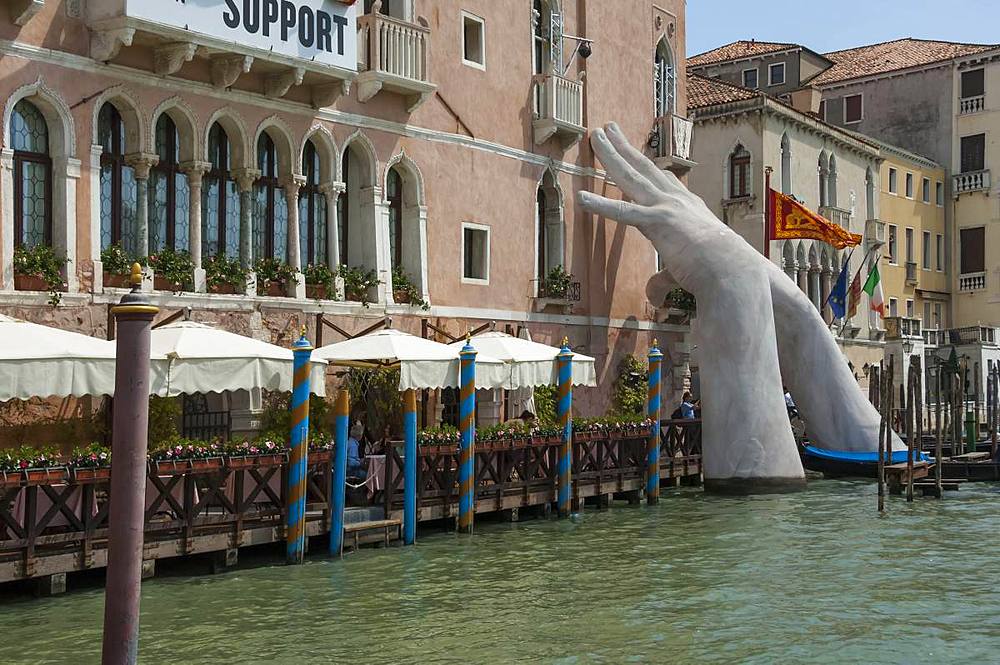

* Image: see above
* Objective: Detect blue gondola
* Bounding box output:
[801,444,930,478]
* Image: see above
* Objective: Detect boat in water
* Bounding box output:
[801,444,929,478]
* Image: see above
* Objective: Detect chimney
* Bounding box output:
[789,86,822,115]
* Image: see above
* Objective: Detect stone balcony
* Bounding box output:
[885,316,922,340]
[85,0,356,106]
[953,169,990,195]
[819,205,851,228]
[864,218,885,252]
[958,271,986,292]
[355,8,435,112]
[959,95,985,115]
[650,114,696,174]
[532,73,585,148]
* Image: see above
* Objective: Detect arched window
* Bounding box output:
[386,167,403,268]
[865,167,876,220]
[337,151,349,265]
[827,154,838,208]
[536,186,547,279]
[536,169,563,283]
[10,100,52,248]
[818,152,829,208]
[253,133,288,261]
[203,123,241,257]
[728,144,751,199]
[99,103,137,254]
[780,133,791,194]
[150,114,190,252]
[299,140,327,267]
[654,40,675,117]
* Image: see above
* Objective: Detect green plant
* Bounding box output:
[344,367,402,438]
[149,437,225,461]
[69,443,111,468]
[543,265,573,299]
[100,244,134,276]
[147,249,194,291]
[148,396,181,445]
[256,392,330,446]
[667,288,696,313]
[532,384,558,426]
[204,253,247,291]
[0,445,61,471]
[254,257,298,295]
[391,266,429,310]
[338,265,380,307]
[304,263,336,294]
[610,354,648,417]
[13,245,67,305]
[477,421,530,442]
[417,425,461,447]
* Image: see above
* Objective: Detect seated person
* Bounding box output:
[510,410,537,428]
[347,422,366,479]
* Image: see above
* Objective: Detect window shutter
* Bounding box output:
[960,227,985,274]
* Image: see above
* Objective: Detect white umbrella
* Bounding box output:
[0,314,121,400]
[313,328,508,390]
[448,331,598,389]
[508,327,536,416]
[150,322,327,397]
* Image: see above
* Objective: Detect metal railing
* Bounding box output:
[537,279,582,302]
[533,73,584,129]
[652,114,694,162]
[885,316,922,339]
[959,271,986,292]
[357,11,430,83]
[953,169,990,194]
[923,328,947,347]
[959,95,985,114]
[949,325,997,345]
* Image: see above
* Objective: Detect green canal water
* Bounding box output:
[2,480,1000,664]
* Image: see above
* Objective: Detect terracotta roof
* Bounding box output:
[812,38,998,86]
[687,73,761,109]
[689,40,798,67]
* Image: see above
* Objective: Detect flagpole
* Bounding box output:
[764,166,773,260]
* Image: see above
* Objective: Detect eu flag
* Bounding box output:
[826,259,850,320]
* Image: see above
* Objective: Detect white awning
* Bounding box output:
[448,331,598,389]
[0,314,120,400]
[313,329,508,390]
[150,322,327,397]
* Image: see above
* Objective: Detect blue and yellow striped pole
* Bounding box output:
[403,389,418,545]
[458,338,477,533]
[286,327,313,564]
[329,389,349,556]
[646,340,663,505]
[556,338,573,518]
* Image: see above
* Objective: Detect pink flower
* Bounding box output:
[19,460,28,469]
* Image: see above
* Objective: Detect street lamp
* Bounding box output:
[902,339,913,356]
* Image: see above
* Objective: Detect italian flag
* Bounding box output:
[863,262,885,318]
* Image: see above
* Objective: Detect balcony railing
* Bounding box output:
[819,206,851,228]
[536,279,582,302]
[885,316,922,340]
[923,328,947,347]
[651,114,694,170]
[953,169,990,194]
[959,95,985,114]
[949,326,998,346]
[532,73,585,147]
[356,10,435,111]
[959,271,986,292]
[865,218,885,251]
[905,261,918,285]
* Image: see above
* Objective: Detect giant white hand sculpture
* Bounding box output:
[579,124,806,493]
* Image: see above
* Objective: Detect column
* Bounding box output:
[556,339,574,518]
[180,160,211,292]
[322,183,345,299]
[458,339,477,534]
[286,328,313,565]
[403,389,417,546]
[820,269,833,322]
[329,389,349,555]
[282,175,306,298]
[0,149,12,290]
[797,265,808,295]
[646,340,663,505]
[125,153,159,259]
[234,168,259,295]
[809,268,821,311]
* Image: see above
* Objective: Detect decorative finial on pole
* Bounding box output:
[562,336,569,347]
[129,262,142,288]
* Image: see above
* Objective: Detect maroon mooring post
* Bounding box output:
[101,264,158,665]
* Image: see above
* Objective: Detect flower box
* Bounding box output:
[260,282,287,297]
[23,466,68,485]
[188,457,224,472]
[153,276,187,292]
[420,444,456,456]
[208,282,238,295]
[0,471,23,488]
[103,272,130,289]
[306,284,329,300]
[72,467,111,482]
[256,453,287,467]
[224,456,256,470]
[393,289,412,304]
[14,274,52,292]
[308,450,332,464]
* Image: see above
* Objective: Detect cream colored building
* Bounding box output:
[953,47,1000,327]
[686,73,884,374]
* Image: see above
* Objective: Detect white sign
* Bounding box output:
[128,0,358,70]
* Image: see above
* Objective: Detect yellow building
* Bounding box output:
[873,141,950,331]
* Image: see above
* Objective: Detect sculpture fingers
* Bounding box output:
[577,191,659,229]
[591,128,660,207]
[604,122,676,193]
[645,268,678,306]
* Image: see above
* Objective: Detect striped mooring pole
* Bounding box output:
[403,389,418,545]
[458,338,477,533]
[556,338,573,518]
[646,340,664,505]
[329,389,350,556]
[286,327,313,565]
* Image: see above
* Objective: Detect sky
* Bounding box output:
[686,0,1000,57]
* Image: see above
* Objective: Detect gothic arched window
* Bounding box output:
[10,100,51,248]
[99,103,137,253]
[150,114,190,252]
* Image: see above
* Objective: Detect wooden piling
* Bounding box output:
[905,357,915,503]
[935,367,943,498]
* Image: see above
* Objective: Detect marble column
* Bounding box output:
[820,268,833,322]
[809,268,821,311]
[282,175,306,298]
[797,266,808,295]
[321,182,345,300]
[234,168,260,295]
[180,160,211,292]
[126,152,158,292]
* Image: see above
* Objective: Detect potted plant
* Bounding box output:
[664,287,696,323]
[13,245,67,305]
[542,265,573,300]
[204,253,246,294]
[338,265,380,307]
[391,266,429,310]
[100,244,135,289]
[1,445,67,484]
[149,439,224,473]
[69,443,112,481]
[308,440,333,464]
[254,257,297,297]
[304,263,336,300]
[416,426,460,455]
[147,249,195,292]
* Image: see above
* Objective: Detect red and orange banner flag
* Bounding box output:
[768,189,862,250]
